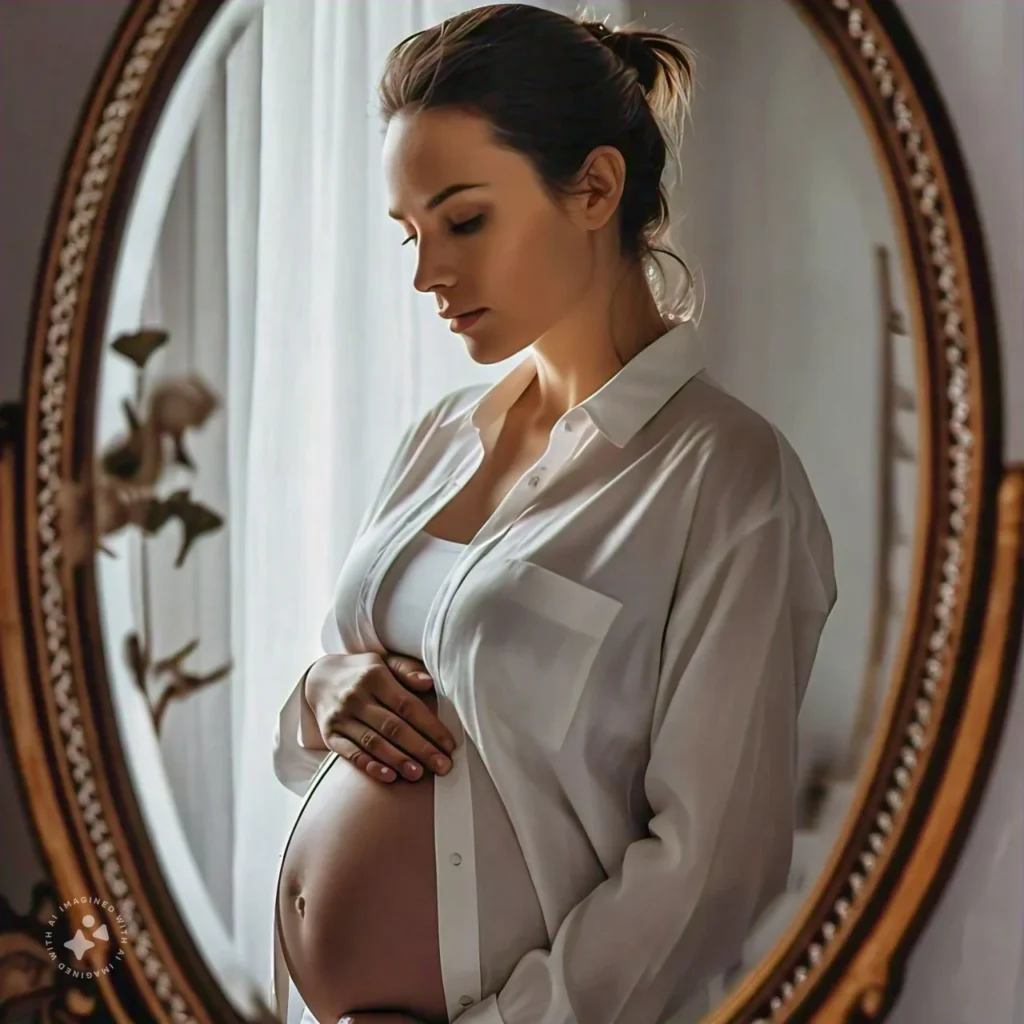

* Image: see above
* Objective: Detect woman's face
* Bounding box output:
[382,106,602,363]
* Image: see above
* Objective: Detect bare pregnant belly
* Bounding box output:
[278,701,447,1024]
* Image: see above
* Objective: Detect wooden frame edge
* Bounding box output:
[816,465,1024,1020]
[4,0,237,1020]
[1,406,139,1024]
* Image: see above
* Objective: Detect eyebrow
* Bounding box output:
[388,182,488,220]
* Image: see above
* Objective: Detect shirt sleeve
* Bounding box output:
[459,507,836,1024]
[271,385,486,798]
[271,662,332,797]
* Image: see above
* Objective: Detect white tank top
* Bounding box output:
[373,529,465,658]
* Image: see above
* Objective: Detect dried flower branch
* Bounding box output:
[60,328,232,734]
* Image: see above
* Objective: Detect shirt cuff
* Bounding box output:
[273,668,329,795]
[296,663,322,748]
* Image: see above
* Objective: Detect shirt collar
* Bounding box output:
[468,320,705,448]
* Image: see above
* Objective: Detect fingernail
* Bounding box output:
[431,755,451,774]
[413,671,432,682]
[404,761,422,778]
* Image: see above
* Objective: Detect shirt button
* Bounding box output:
[449,852,462,866]
[459,995,473,1006]
[563,421,573,432]
[527,475,541,488]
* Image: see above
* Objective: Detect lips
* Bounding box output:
[441,307,485,320]
[447,308,488,332]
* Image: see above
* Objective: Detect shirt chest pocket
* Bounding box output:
[473,557,623,750]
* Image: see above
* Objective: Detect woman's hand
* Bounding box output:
[303,652,457,784]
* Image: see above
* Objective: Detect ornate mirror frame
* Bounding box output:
[1,0,1022,1021]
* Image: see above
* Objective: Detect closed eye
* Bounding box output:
[401,213,486,246]
[451,213,485,235]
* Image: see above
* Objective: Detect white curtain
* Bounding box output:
[137,21,264,931]
[143,0,625,1010]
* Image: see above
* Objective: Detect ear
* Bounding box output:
[562,145,627,233]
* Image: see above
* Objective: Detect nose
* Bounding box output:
[411,240,456,296]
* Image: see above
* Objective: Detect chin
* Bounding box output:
[462,321,531,365]
[464,340,510,365]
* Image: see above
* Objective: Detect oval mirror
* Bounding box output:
[2,2,1021,1024]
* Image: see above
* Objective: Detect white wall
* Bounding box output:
[1,2,1020,1021]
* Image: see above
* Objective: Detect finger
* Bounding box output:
[329,711,434,782]
[384,653,435,691]
[357,699,455,777]
[370,665,457,756]
[324,732,397,783]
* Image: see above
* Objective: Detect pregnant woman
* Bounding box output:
[271,6,837,1024]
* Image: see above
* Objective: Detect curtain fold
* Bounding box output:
[138,55,238,933]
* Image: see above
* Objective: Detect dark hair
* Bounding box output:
[377,3,698,321]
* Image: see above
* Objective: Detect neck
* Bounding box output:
[524,261,670,428]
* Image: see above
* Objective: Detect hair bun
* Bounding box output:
[582,23,658,94]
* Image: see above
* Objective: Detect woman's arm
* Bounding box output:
[457,505,836,1024]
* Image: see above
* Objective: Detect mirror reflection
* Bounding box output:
[90,1,918,1021]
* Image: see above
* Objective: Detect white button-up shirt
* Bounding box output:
[272,321,837,1024]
